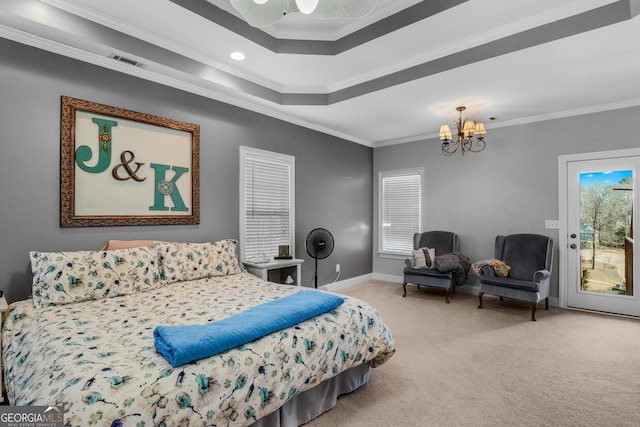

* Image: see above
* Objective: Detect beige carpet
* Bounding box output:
[306,281,640,427]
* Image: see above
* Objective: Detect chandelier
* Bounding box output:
[230,0,377,28]
[439,106,487,156]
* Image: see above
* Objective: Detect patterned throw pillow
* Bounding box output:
[30,246,163,308]
[490,259,511,277]
[156,239,242,282]
[471,259,511,277]
[413,247,436,269]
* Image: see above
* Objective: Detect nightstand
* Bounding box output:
[244,258,304,286]
[0,294,8,403]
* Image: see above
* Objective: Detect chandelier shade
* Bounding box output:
[230,0,378,27]
[439,106,487,156]
[439,124,452,141]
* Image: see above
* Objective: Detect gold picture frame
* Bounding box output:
[278,245,290,257]
[60,96,200,227]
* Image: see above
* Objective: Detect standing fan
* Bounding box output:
[306,228,334,288]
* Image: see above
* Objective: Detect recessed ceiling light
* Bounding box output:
[230,52,245,61]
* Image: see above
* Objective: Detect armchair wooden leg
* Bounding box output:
[445,289,450,304]
[531,303,537,321]
[402,282,407,297]
[478,292,484,309]
[545,298,549,310]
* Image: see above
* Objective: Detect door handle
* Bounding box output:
[570,233,577,238]
[570,243,577,249]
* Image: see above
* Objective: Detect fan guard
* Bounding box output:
[306,228,334,288]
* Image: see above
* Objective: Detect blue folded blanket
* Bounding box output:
[154,290,345,367]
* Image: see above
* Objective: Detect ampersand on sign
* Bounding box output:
[112,150,146,182]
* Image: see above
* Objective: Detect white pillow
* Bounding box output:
[156,239,242,282]
[413,247,436,269]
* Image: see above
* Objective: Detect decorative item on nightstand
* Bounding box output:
[275,245,292,260]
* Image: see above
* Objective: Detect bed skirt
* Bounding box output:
[253,362,371,427]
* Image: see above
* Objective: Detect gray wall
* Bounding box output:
[0,39,372,303]
[373,106,640,298]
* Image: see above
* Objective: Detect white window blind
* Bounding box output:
[240,147,295,262]
[379,169,422,255]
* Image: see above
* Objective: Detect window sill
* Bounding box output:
[378,252,410,260]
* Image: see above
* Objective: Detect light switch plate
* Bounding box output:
[545,220,559,229]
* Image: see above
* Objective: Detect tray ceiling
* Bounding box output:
[2,0,640,146]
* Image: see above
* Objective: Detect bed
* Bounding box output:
[2,240,395,426]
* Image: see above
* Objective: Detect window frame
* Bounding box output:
[239,146,295,263]
[378,168,424,258]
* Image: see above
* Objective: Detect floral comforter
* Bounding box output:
[2,273,395,426]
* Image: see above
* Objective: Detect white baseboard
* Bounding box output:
[322,272,560,308]
[371,273,402,283]
[370,273,560,307]
[319,273,373,292]
[371,273,479,295]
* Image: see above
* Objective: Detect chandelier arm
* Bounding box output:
[461,138,473,153]
[441,141,459,156]
[468,138,486,153]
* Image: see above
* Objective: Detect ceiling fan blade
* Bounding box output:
[230,0,290,27]
[308,0,377,19]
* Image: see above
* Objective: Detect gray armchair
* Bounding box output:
[478,234,554,321]
[403,231,459,303]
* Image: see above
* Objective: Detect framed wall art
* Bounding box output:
[60,96,200,227]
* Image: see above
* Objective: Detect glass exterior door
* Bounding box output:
[567,157,638,316]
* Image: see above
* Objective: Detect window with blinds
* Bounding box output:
[379,169,422,256]
[240,147,295,262]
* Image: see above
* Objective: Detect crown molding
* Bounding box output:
[6,16,638,151]
[0,24,374,147]
[326,0,619,92]
[372,98,640,148]
[39,0,286,92]
[170,0,469,55]
[32,0,634,105]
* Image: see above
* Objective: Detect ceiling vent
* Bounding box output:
[109,54,145,68]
